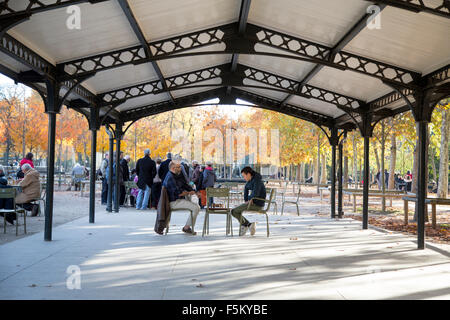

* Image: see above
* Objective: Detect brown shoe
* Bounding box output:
[182,226,196,235]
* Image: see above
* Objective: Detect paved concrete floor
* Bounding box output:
[0,206,449,300]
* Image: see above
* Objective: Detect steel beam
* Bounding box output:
[118,0,175,103]
[229,0,251,94]
[58,22,420,88]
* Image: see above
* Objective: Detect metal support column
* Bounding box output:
[43,79,62,242]
[89,128,97,223]
[330,128,337,219]
[362,135,370,229]
[44,111,57,241]
[338,133,345,218]
[114,123,123,212]
[416,120,428,249]
[106,127,114,213]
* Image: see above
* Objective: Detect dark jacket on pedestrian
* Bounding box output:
[155,186,170,234]
[244,172,266,207]
[135,155,156,190]
[192,165,201,190]
[201,166,216,189]
[158,158,171,183]
[109,163,123,186]
[120,158,130,182]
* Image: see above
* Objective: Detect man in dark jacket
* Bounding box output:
[163,160,200,234]
[231,166,266,236]
[135,149,156,210]
[158,152,172,183]
[119,153,130,205]
[202,161,217,206]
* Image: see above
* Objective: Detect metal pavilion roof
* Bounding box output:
[0,0,449,134]
[1,0,449,248]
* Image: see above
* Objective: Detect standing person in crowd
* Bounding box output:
[151,157,163,209]
[162,160,200,234]
[135,149,156,210]
[384,169,389,188]
[404,171,413,192]
[230,167,266,236]
[158,152,172,183]
[71,163,85,191]
[202,161,217,206]
[112,154,124,206]
[100,153,109,205]
[375,170,381,190]
[15,163,41,217]
[130,169,138,207]
[120,153,131,206]
[191,160,201,190]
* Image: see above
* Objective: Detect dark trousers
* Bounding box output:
[101,178,108,204]
[119,185,126,205]
[151,182,162,208]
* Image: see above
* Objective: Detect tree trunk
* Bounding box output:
[388,128,396,190]
[352,134,358,183]
[344,155,349,188]
[430,147,438,185]
[373,141,380,175]
[437,109,449,198]
[321,153,327,184]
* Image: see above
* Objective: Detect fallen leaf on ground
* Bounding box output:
[289,237,298,240]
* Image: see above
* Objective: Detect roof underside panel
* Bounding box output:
[289,95,346,118]
[309,66,392,102]
[83,64,159,95]
[343,6,450,75]
[8,1,138,64]
[129,0,240,41]
[115,93,170,112]
[248,0,369,46]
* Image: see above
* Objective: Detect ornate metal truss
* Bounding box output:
[59,22,421,89]
[111,86,340,130]
[97,62,363,111]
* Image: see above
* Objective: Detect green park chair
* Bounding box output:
[280,184,301,216]
[243,188,275,237]
[202,187,233,237]
[0,188,27,236]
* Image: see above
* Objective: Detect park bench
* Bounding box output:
[343,189,406,212]
[402,196,450,229]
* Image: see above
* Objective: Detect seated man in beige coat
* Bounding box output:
[16,163,41,216]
